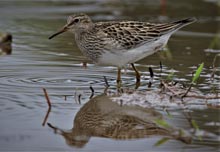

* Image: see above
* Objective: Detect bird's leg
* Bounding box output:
[131,63,141,83]
[117,67,122,88]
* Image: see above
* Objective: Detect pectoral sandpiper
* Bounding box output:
[49,13,196,86]
[48,94,191,147]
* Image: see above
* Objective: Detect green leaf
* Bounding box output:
[154,137,170,146]
[155,119,170,128]
[192,62,204,84]
[191,120,199,130]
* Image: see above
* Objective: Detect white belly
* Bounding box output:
[98,35,170,67]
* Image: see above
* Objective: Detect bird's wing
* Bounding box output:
[103,115,170,139]
[95,19,194,51]
[95,21,166,51]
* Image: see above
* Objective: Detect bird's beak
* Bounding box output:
[48,25,68,39]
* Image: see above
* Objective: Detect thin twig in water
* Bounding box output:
[89,85,94,99]
[103,76,110,87]
[159,61,163,73]
[148,81,152,88]
[161,81,220,101]
[78,94,81,104]
[43,88,51,108]
[103,76,110,94]
[42,88,52,126]
[161,81,182,97]
[47,123,59,134]
[149,67,154,78]
[182,84,193,98]
[148,67,154,88]
[42,107,51,126]
[182,71,196,98]
[74,90,82,104]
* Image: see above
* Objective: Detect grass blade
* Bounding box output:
[191,119,199,130]
[192,62,204,84]
[154,137,170,146]
[155,119,170,128]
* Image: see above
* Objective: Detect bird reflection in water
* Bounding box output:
[48,94,191,148]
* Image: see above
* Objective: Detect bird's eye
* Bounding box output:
[68,18,80,26]
[73,18,79,23]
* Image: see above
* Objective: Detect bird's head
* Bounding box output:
[49,13,92,39]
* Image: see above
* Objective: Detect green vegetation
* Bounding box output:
[154,137,170,146]
[155,119,171,128]
[192,62,204,84]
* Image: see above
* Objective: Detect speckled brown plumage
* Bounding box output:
[47,94,191,148]
[49,13,196,85]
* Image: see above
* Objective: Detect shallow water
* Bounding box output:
[0,0,219,151]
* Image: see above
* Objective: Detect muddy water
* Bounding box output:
[0,0,219,151]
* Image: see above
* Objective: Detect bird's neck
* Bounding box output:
[77,22,94,33]
[74,24,94,40]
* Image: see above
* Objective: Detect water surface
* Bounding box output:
[0,0,219,151]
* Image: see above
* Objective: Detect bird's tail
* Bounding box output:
[172,17,197,28]
[155,17,196,34]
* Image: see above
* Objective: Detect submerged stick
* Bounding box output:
[89,85,94,99]
[159,61,163,73]
[161,81,182,97]
[42,107,51,126]
[161,81,220,101]
[43,88,51,108]
[149,67,154,78]
[103,76,110,87]
[182,84,192,98]
[78,94,81,104]
[148,67,154,88]
[42,88,52,126]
